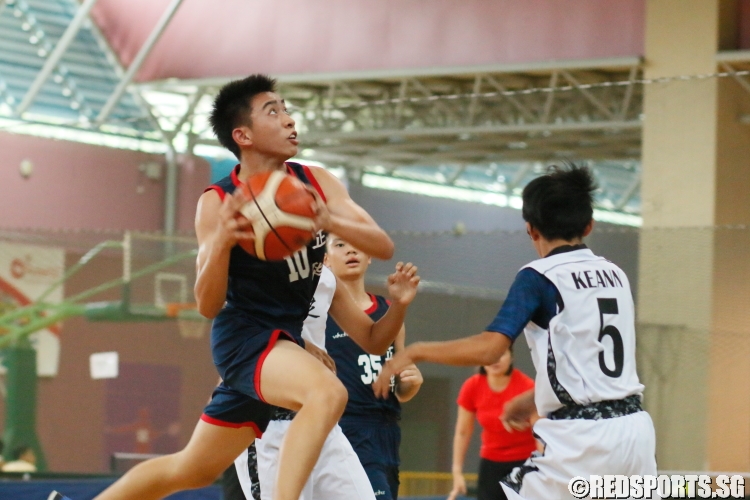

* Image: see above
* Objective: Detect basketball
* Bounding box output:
[236,170,318,261]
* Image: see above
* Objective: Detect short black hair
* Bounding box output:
[210,74,277,159]
[521,163,597,241]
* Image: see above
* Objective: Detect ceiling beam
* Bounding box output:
[134,56,644,91]
[95,0,184,125]
[302,119,641,142]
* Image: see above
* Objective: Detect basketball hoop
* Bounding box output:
[165,303,209,339]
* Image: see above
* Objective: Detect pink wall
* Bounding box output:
[740,0,750,49]
[0,132,210,232]
[176,153,210,233]
[91,0,645,82]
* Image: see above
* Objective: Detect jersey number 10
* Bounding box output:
[284,249,310,283]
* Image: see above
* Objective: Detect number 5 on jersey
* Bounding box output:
[597,298,624,378]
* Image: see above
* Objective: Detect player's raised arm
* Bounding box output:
[193,189,253,318]
[328,262,419,355]
[307,166,394,260]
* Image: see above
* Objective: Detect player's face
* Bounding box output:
[326,237,371,280]
[484,349,512,376]
[245,92,298,160]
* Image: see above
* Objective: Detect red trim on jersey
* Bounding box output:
[204,164,241,200]
[200,414,263,438]
[254,329,296,403]
[230,164,241,186]
[301,165,327,202]
[204,185,226,201]
[364,293,379,315]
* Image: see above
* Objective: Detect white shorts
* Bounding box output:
[501,411,657,500]
[235,419,376,500]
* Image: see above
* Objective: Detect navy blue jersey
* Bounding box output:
[206,162,328,336]
[325,294,402,419]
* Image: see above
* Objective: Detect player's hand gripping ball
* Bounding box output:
[236,170,317,261]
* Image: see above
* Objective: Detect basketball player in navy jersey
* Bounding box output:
[325,235,422,500]
[72,75,420,500]
[233,241,421,500]
[373,165,656,499]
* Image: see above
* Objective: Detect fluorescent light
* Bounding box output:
[362,173,517,207]
[0,118,167,153]
[362,173,642,227]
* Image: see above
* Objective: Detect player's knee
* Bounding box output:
[328,378,348,412]
[311,376,347,415]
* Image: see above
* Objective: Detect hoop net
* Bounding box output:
[165,302,209,339]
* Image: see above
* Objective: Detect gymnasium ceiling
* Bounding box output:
[2,0,750,223]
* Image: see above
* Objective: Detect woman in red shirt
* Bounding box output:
[448,348,536,500]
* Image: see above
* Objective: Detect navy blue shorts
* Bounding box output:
[364,463,400,500]
[203,314,302,434]
[202,383,273,437]
[340,415,401,498]
[339,416,401,467]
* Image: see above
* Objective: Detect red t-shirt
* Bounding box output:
[456,369,537,462]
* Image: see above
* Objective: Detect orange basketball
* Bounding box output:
[236,170,317,261]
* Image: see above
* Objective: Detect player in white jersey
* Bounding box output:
[374,164,656,499]
[235,262,417,500]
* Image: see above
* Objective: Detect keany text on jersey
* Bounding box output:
[571,269,623,290]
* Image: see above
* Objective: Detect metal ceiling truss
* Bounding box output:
[0,0,186,234]
[136,58,646,215]
[0,0,157,132]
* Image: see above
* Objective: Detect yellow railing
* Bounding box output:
[399,471,478,497]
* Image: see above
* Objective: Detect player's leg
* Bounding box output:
[362,463,395,500]
[617,411,657,475]
[342,419,401,500]
[256,419,315,500]
[501,413,657,500]
[258,339,349,500]
[385,466,400,500]
[310,425,376,500]
[225,455,252,500]
[94,420,256,500]
[477,458,524,500]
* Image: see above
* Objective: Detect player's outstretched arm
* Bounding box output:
[393,328,423,403]
[194,190,253,318]
[373,331,511,399]
[328,262,420,355]
[307,166,394,260]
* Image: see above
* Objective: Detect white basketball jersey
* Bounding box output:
[522,248,644,417]
[301,265,336,351]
